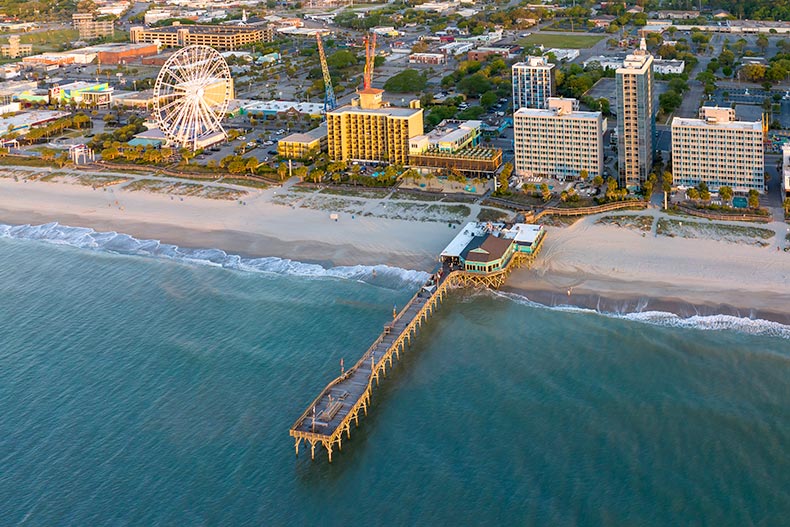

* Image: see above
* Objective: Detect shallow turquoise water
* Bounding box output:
[1,235,788,525]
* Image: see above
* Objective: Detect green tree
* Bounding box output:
[659,90,683,114]
[687,187,700,200]
[592,175,604,188]
[383,69,427,93]
[741,64,766,82]
[495,162,512,195]
[541,182,551,202]
[457,73,492,96]
[718,185,733,203]
[480,91,498,109]
[698,181,711,201]
[757,34,769,54]
[747,189,760,208]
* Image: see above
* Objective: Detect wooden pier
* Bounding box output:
[289,227,544,462]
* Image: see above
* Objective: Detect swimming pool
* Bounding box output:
[733,197,748,208]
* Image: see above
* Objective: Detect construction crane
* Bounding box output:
[315,33,336,114]
[363,32,377,90]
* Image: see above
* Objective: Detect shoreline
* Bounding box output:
[502,273,790,326]
[2,172,789,325]
[0,209,435,271]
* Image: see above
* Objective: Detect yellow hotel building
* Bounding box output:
[326,89,424,164]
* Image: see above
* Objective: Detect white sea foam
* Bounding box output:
[0,222,430,288]
[490,289,790,340]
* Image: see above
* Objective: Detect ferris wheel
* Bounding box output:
[152,45,232,151]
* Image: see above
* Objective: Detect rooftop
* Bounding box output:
[441,222,503,259]
[329,104,422,119]
[514,107,601,119]
[502,223,544,245]
[464,234,513,263]
[672,116,762,131]
[280,123,328,144]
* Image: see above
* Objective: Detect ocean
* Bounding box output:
[1,224,789,525]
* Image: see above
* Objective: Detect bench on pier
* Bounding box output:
[318,400,344,422]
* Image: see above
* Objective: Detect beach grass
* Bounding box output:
[596,215,654,232]
[219,178,269,189]
[477,207,510,222]
[320,187,392,199]
[391,191,445,202]
[518,33,604,49]
[541,215,582,227]
[657,219,775,245]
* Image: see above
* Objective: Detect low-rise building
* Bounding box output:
[438,41,475,56]
[653,59,685,74]
[408,119,502,176]
[545,48,580,62]
[514,98,604,180]
[245,100,324,119]
[130,23,274,50]
[278,123,328,159]
[467,46,520,61]
[1,35,32,58]
[671,106,765,193]
[654,10,699,19]
[590,15,616,28]
[440,222,546,272]
[409,53,446,65]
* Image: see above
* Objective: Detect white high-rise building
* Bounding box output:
[616,40,654,190]
[514,98,604,181]
[672,107,764,193]
[512,56,555,110]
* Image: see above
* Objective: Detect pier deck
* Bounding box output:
[290,269,453,462]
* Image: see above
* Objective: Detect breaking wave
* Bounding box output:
[0,222,430,289]
[490,290,790,340]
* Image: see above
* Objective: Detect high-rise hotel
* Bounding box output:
[671,107,764,192]
[514,98,604,180]
[616,40,654,190]
[512,56,556,110]
[326,88,424,165]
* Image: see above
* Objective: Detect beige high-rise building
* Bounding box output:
[513,98,604,180]
[326,89,424,164]
[616,40,654,190]
[671,106,764,193]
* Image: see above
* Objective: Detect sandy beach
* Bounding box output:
[0,169,456,270]
[1,166,789,320]
[506,213,790,323]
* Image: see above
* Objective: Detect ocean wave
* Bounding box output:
[0,222,430,288]
[489,290,790,340]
